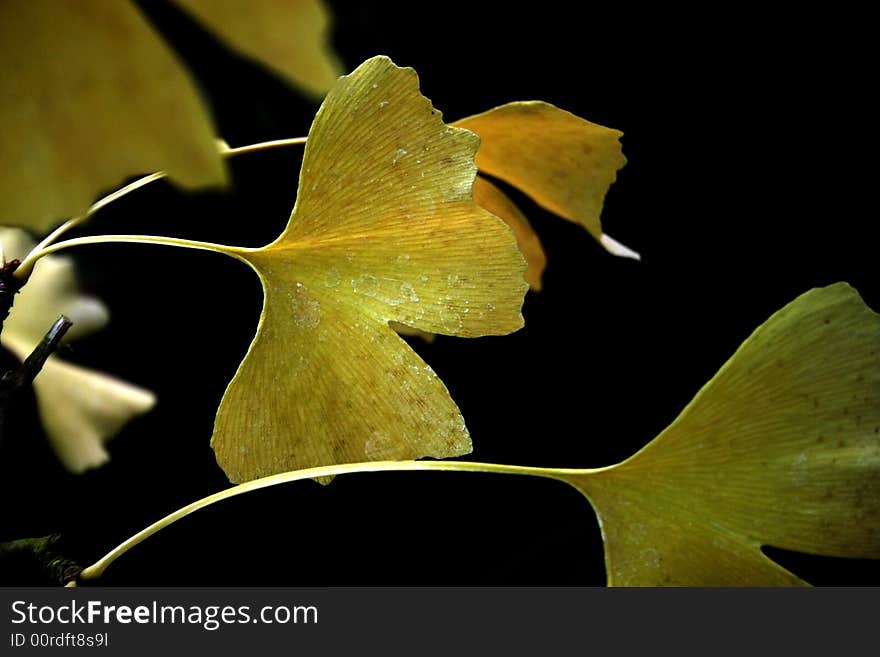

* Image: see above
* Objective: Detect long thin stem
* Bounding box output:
[30,234,247,263]
[18,172,168,278]
[77,460,600,582]
[15,136,308,278]
[220,136,308,157]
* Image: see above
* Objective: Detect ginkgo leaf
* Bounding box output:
[453,102,637,259]
[472,177,546,291]
[392,178,543,342]
[26,357,157,475]
[173,0,342,97]
[210,56,527,483]
[0,0,225,232]
[0,228,156,473]
[561,283,880,585]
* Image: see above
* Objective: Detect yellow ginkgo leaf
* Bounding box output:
[210,56,527,483]
[0,228,156,473]
[561,283,880,585]
[472,177,546,291]
[392,178,543,343]
[173,0,342,97]
[393,178,543,342]
[27,357,158,475]
[454,102,637,259]
[0,0,225,232]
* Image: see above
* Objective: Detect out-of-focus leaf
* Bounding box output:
[24,356,157,475]
[0,0,225,232]
[173,0,342,97]
[210,57,527,483]
[562,283,880,585]
[454,101,636,259]
[0,228,156,473]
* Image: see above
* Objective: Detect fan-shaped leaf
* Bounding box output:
[211,57,527,483]
[563,283,880,585]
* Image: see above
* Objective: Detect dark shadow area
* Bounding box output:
[762,546,880,587]
[1,2,877,586]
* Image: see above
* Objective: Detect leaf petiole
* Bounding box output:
[28,234,250,264]
[15,137,309,279]
[76,459,604,583]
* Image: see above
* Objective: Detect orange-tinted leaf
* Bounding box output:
[211,57,527,483]
[454,101,636,259]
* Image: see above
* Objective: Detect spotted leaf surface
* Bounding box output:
[212,57,527,483]
[564,283,880,585]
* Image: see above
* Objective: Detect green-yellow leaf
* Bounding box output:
[561,283,880,585]
[211,57,527,483]
[454,102,636,259]
[0,0,225,232]
[173,0,342,97]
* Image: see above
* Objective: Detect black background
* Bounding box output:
[1,1,878,585]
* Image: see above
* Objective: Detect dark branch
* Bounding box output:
[0,316,73,401]
[0,270,81,586]
[0,257,24,332]
[0,534,82,585]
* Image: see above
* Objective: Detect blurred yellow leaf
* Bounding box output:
[0,228,155,473]
[210,57,527,483]
[454,102,637,260]
[0,0,225,233]
[394,177,545,343]
[174,0,342,97]
[562,283,880,585]
[0,0,343,233]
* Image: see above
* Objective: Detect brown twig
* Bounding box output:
[0,258,24,332]
[0,316,74,399]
